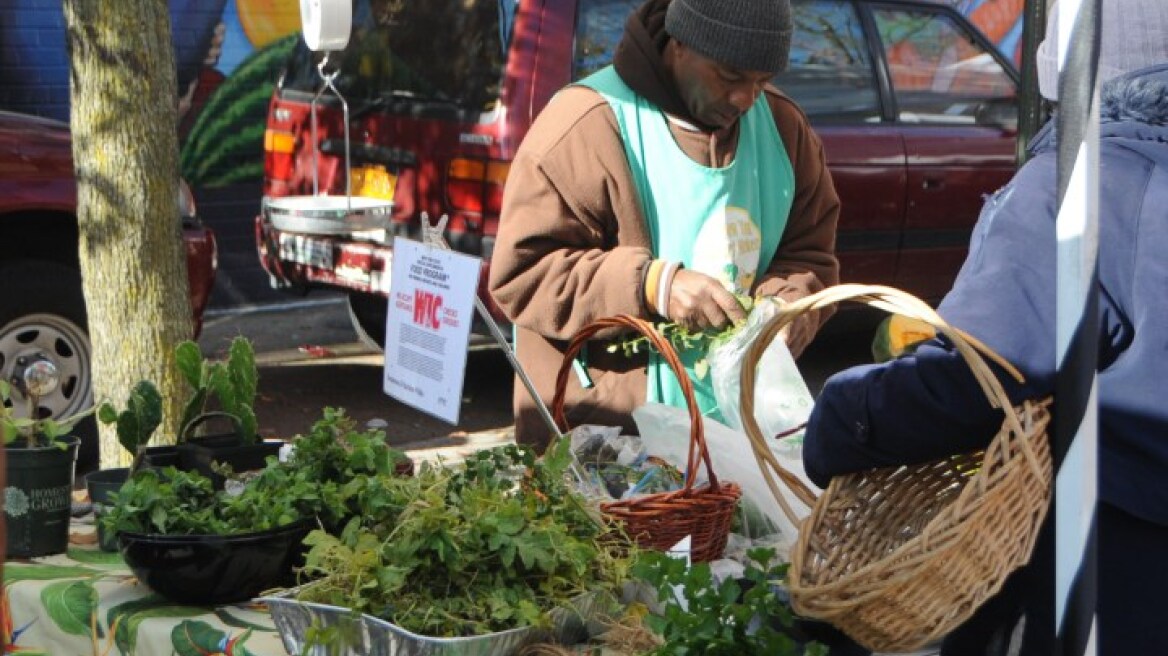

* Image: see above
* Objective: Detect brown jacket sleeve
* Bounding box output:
[488,87,656,340]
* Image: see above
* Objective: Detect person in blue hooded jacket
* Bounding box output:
[801,0,1168,653]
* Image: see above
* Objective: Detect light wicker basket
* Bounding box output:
[552,314,742,563]
[739,284,1052,652]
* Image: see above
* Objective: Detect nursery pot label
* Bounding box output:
[383,237,481,424]
[5,439,79,558]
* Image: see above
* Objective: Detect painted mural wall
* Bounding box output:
[0,0,302,189]
[0,0,1027,189]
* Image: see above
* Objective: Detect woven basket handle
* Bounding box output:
[740,284,1042,526]
[551,315,720,492]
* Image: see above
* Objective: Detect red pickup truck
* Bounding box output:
[0,110,218,470]
[257,0,1019,347]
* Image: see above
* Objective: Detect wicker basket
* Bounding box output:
[551,315,742,563]
[739,284,1052,652]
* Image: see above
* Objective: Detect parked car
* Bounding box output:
[256,0,1019,347]
[0,110,218,471]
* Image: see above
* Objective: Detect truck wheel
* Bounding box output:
[0,261,98,473]
[346,292,387,351]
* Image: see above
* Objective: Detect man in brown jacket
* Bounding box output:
[489,0,840,449]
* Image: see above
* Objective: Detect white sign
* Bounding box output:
[383,238,481,424]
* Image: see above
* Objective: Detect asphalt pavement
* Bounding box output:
[198,297,517,467]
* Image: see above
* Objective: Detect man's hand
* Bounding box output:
[770,299,816,358]
[666,269,747,332]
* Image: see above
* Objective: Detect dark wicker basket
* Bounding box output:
[552,315,741,563]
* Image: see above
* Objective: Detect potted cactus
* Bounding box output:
[173,336,281,487]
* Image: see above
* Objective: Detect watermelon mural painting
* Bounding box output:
[179,33,299,187]
[0,0,301,189]
[178,0,303,188]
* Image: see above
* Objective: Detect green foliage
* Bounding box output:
[0,379,96,449]
[634,547,827,656]
[102,467,228,535]
[284,407,411,482]
[98,380,164,462]
[101,407,409,537]
[176,336,260,444]
[297,441,630,638]
[607,295,755,380]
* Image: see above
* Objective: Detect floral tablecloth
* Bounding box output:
[2,544,288,655]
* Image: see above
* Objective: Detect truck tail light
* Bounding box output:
[446,158,509,216]
[264,129,296,182]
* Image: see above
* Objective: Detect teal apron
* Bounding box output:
[578,66,795,422]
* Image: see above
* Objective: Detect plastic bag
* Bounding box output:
[568,425,682,501]
[707,298,814,442]
[633,403,819,560]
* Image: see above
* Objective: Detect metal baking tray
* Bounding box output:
[264,195,392,235]
[260,588,614,656]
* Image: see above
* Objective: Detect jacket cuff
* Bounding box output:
[643,259,666,316]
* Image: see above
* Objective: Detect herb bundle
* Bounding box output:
[101,408,410,536]
[606,295,756,379]
[296,440,633,637]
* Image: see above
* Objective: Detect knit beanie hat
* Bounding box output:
[664,0,793,73]
[1037,0,1168,100]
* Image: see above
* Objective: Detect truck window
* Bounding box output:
[775,0,880,123]
[873,5,1016,124]
[281,0,510,112]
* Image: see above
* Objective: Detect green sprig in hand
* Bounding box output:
[606,294,755,379]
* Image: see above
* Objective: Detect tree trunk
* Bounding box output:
[64,0,193,468]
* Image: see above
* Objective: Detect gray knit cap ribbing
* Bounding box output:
[665,0,793,73]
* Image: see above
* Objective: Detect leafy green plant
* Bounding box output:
[296,440,630,638]
[0,379,97,449]
[97,380,164,470]
[284,407,412,482]
[607,294,756,379]
[100,407,409,537]
[175,336,259,444]
[634,547,827,656]
[102,467,227,535]
[101,461,345,537]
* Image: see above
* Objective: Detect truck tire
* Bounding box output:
[0,260,98,473]
[346,291,387,351]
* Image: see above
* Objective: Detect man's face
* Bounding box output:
[669,42,774,130]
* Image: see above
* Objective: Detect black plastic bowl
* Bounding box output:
[118,520,313,605]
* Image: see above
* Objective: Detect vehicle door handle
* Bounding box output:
[921,177,944,190]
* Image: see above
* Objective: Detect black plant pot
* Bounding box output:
[139,444,181,470]
[84,467,130,552]
[176,434,283,489]
[4,437,80,558]
[118,519,314,605]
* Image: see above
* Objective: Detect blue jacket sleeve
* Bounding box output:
[803,158,1060,487]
